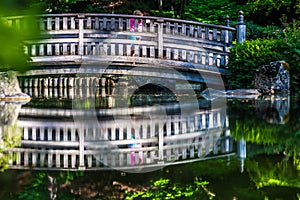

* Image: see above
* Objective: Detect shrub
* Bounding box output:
[245,22,279,40]
[227,39,285,89]
[227,20,300,93]
[279,20,300,93]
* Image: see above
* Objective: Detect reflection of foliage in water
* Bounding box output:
[246,157,300,189]
[0,123,22,172]
[229,97,300,157]
[228,97,300,193]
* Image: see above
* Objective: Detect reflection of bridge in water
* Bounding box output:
[2,104,237,172]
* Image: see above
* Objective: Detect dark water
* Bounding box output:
[0,85,299,200]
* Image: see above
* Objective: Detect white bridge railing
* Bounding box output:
[6,13,240,68]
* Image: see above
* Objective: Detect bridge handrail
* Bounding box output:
[5,13,243,68]
[6,13,236,31]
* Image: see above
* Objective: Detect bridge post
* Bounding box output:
[157,18,164,59]
[158,123,164,163]
[79,128,86,170]
[78,14,85,56]
[236,11,246,43]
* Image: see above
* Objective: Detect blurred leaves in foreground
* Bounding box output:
[0,0,40,72]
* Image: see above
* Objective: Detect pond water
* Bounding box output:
[0,80,299,200]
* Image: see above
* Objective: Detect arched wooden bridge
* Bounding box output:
[7,12,246,85]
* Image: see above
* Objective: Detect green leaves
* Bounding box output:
[183,0,244,24]
[246,0,300,25]
[125,178,212,199]
[227,38,285,89]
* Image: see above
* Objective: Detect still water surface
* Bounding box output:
[0,85,299,199]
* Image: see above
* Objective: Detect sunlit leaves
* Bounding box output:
[246,158,300,190]
[227,39,284,89]
[0,123,22,172]
[233,120,278,144]
[125,178,213,199]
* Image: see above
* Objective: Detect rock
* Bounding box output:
[254,61,290,95]
[0,71,30,101]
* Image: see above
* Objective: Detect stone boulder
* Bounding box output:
[254,61,290,95]
[0,71,30,101]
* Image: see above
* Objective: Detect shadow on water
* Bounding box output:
[0,83,299,199]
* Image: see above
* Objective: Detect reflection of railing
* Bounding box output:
[3,108,233,170]
[7,13,238,68]
[19,76,115,99]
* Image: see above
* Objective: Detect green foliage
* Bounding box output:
[278,20,300,93]
[246,0,300,25]
[0,123,22,172]
[0,151,9,172]
[245,22,280,40]
[0,18,30,72]
[0,1,40,72]
[246,158,300,189]
[18,172,49,200]
[228,96,300,168]
[57,171,84,185]
[184,0,244,24]
[7,171,85,200]
[125,178,214,200]
[227,19,300,93]
[232,120,279,144]
[41,0,81,13]
[227,39,285,89]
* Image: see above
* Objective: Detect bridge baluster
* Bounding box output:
[189,24,194,37]
[197,25,202,38]
[46,17,52,30]
[111,17,116,30]
[86,16,92,29]
[182,23,186,36]
[70,16,76,29]
[62,17,68,30]
[55,17,60,30]
[103,17,107,30]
